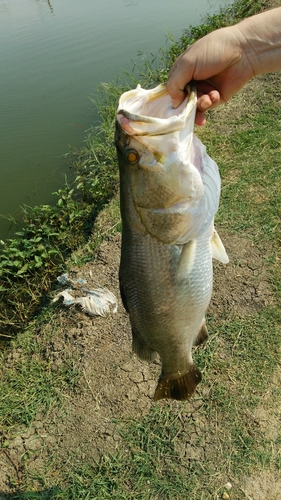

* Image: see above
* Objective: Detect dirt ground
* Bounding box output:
[0,232,280,499]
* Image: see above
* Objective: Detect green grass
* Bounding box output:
[198,75,281,244]
[1,0,281,498]
[0,311,80,430]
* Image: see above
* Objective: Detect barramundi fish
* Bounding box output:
[115,83,228,401]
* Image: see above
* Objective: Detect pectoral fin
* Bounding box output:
[154,364,202,401]
[177,240,196,280]
[211,229,229,264]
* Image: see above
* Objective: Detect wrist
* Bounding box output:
[234,8,281,76]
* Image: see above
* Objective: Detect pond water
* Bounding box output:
[0,0,228,238]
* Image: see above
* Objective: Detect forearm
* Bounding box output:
[233,7,281,76]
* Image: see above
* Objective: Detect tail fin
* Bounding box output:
[154,364,202,401]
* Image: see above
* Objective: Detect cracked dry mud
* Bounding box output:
[1,232,280,499]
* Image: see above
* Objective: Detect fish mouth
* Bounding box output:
[117,83,197,137]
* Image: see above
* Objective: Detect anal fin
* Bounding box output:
[193,319,209,346]
[154,364,202,401]
[132,329,156,362]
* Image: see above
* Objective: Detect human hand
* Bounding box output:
[166,26,254,125]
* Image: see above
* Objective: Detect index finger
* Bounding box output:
[166,61,194,108]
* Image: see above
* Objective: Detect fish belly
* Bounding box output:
[120,226,213,401]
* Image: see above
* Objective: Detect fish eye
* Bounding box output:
[126,149,139,164]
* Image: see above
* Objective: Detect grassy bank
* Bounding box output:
[1,0,280,498]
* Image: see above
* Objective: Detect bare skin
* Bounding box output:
[166,7,281,125]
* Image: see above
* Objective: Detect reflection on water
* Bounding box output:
[0,0,228,238]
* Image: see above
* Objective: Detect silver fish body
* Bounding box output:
[115,84,228,401]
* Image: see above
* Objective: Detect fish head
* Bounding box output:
[115,84,213,244]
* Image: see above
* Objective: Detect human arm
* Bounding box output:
[166,7,281,125]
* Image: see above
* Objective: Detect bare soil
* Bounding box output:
[0,231,280,499]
